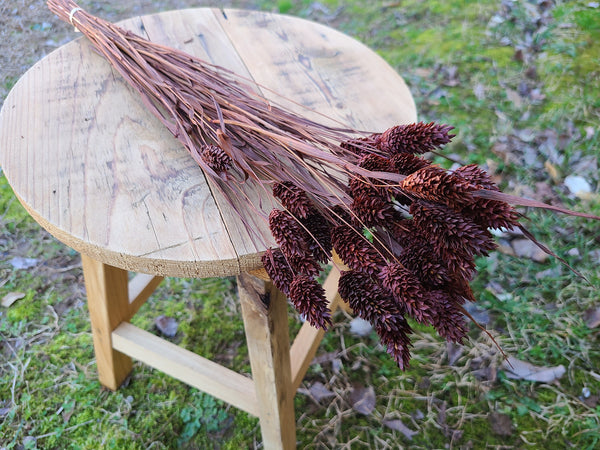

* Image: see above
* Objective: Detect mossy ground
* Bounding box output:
[1,0,600,448]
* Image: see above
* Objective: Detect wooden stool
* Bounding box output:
[0,8,416,449]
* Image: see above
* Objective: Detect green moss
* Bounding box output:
[0,174,33,230]
[4,290,42,323]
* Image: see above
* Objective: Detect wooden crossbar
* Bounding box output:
[112,322,260,416]
[127,274,164,320]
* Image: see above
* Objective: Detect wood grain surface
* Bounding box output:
[0,8,416,278]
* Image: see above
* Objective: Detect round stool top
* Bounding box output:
[0,8,416,278]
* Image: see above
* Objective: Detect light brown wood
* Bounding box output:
[238,274,296,450]
[81,255,132,390]
[290,265,342,391]
[111,322,260,416]
[127,274,163,319]
[216,9,416,130]
[0,8,417,279]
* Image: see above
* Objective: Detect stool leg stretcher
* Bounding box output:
[81,254,345,449]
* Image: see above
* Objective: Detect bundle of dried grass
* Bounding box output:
[48,0,599,369]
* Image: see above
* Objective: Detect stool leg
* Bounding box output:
[237,274,296,450]
[81,254,132,390]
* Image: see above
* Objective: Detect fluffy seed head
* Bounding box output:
[374,316,413,370]
[268,209,307,257]
[338,270,401,322]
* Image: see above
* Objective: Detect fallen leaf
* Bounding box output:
[437,401,446,426]
[513,48,524,62]
[544,160,561,182]
[155,315,178,337]
[584,126,595,140]
[505,88,522,107]
[583,395,599,408]
[383,419,418,440]
[564,175,592,198]
[62,403,76,423]
[414,67,432,77]
[489,412,513,436]
[313,351,339,364]
[496,243,516,256]
[535,266,562,280]
[349,384,376,415]
[463,302,491,326]
[309,382,335,402]
[511,239,549,263]
[10,257,38,270]
[525,66,538,79]
[472,366,497,382]
[331,358,342,374]
[584,308,600,328]
[501,356,565,382]
[412,409,425,421]
[446,342,464,366]
[1,292,25,308]
[473,83,485,100]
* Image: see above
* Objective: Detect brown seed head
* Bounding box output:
[377,122,455,155]
[200,144,232,174]
[331,224,385,275]
[272,181,314,219]
[289,275,331,329]
[261,248,293,296]
[379,263,434,325]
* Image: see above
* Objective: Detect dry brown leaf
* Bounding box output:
[473,83,485,100]
[1,292,25,308]
[584,307,600,328]
[501,356,565,382]
[155,315,178,337]
[349,384,376,415]
[305,382,335,402]
[583,395,599,408]
[544,160,561,182]
[383,418,418,440]
[446,342,464,366]
[489,412,513,436]
[505,88,523,107]
[511,238,549,263]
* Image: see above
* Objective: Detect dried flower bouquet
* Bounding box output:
[48,0,599,369]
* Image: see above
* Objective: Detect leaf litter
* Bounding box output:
[501,356,565,383]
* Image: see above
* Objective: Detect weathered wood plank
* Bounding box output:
[81,255,132,390]
[112,322,260,416]
[238,274,296,449]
